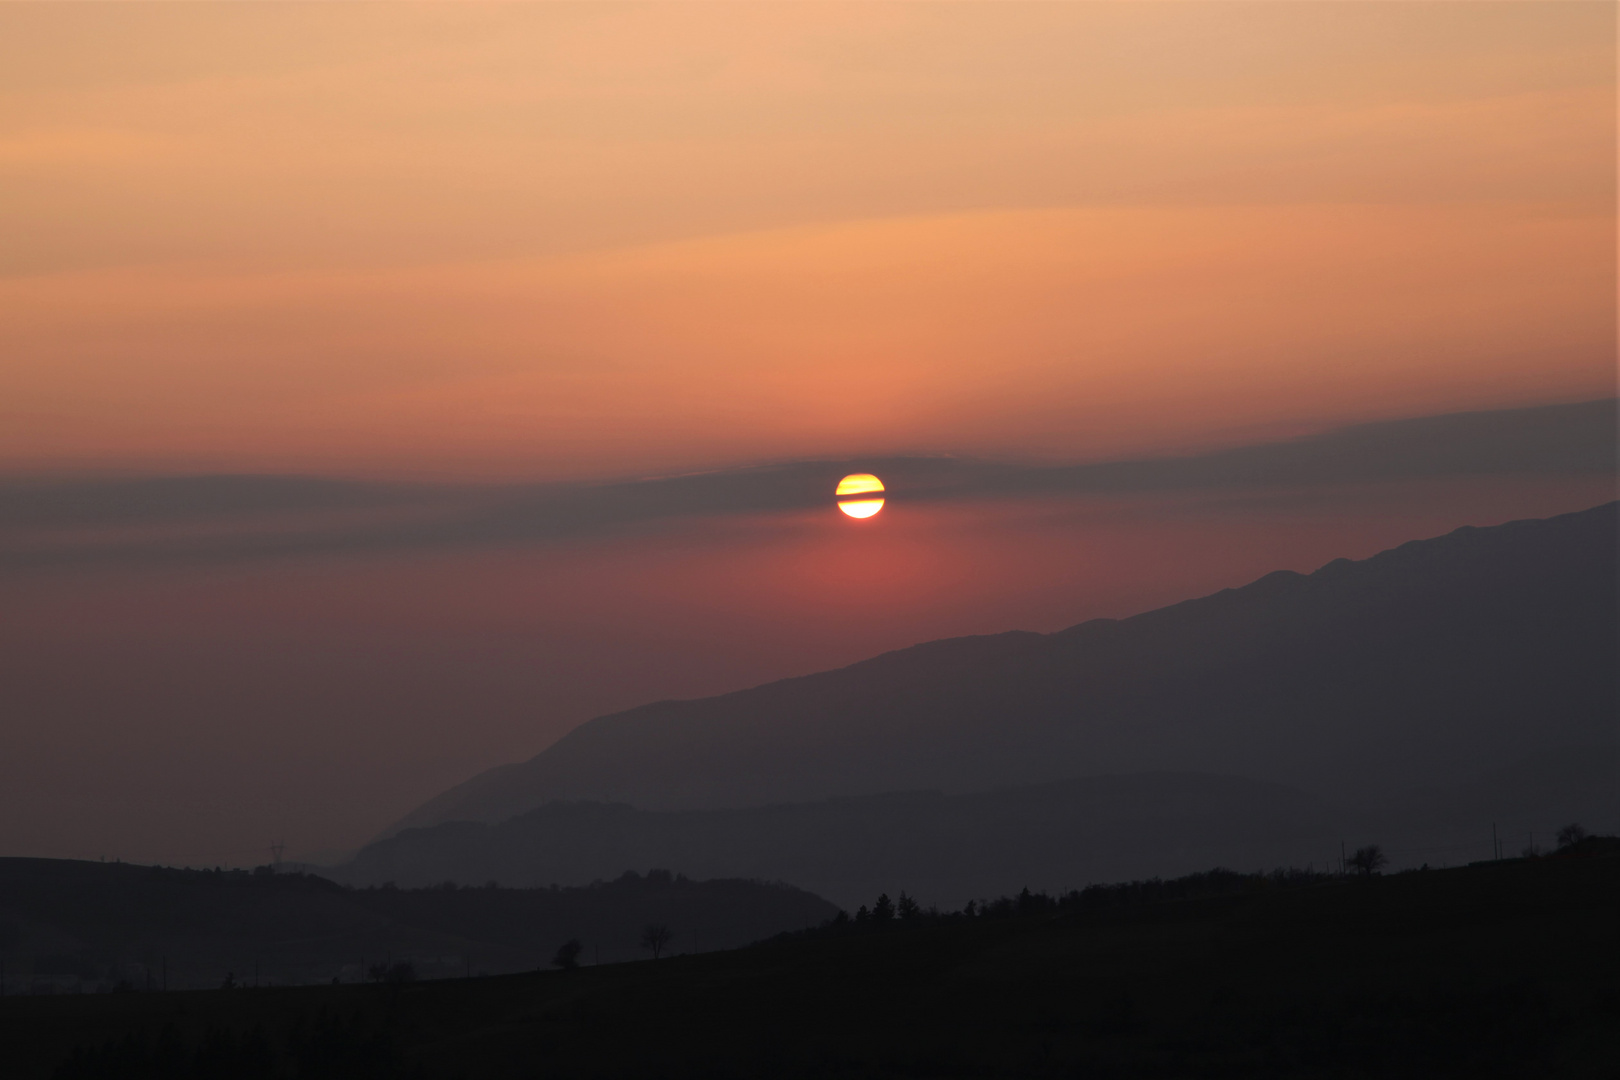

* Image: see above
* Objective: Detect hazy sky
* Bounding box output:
[0,4,1614,867]
[2,2,1612,478]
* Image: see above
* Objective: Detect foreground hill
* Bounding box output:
[0,859,834,992]
[10,847,1618,1079]
[391,503,1618,837]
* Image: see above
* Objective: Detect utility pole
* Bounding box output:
[270,842,284,872]
[1492,822,1499,861]
[1339,840,1346,876]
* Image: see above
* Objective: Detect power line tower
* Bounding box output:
[270,841,285,872]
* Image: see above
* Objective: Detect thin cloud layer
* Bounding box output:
[3,399,1612,572]
[1,6,1612,480]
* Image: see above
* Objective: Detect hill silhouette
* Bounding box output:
[344,773,1351,907]
[386,503,1618,842]
[11,848,1618,1079]
[0,859,834,993]
[338,747,1618,908]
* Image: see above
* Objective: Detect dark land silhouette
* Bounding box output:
[338,747,1618,909]
[356,503,1617,904]
[1,504,1615,1075]
[0,859,834,993]
[6,840,1616,1079]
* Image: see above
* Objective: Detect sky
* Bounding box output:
[0,3,1614,866]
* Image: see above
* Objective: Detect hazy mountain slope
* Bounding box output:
[342,773,1358,908]
[343,748,1619,908]
[1395,744,1620,845]
[392,502,1618,833]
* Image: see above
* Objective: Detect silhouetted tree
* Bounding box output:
[1556,823,1589,850]
[1347,845,1386,877]
[854,904,870,923]
[552,938,582,971]
[640,923,672,959]
[896,892,920,923]
[872,893,895,923]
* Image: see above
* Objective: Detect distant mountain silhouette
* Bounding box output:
[341,773,1356,908]
[340,745,1618,908]
[0,859,834,992]
[389,503,1618,840]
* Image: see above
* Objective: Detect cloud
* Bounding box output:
[1,398,1613,572]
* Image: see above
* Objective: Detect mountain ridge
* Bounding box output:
[385,502,1618,838]
[343,771,1355,908]
[339,747,1619,908]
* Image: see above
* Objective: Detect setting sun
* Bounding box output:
[837,474,885,519]
[0,4,1612,1046]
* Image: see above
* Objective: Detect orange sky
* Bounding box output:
[0,3,1616,866]
[1,2,1614,481]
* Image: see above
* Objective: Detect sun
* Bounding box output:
[836,473,885,518]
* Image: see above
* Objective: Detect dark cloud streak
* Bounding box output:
[2,398,1613,572]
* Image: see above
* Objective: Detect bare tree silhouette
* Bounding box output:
[1347,845,1386,877]
[640,923,672,960]
[1555,823,1589,850]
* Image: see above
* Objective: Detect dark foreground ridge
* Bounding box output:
[6,841,1616,1079]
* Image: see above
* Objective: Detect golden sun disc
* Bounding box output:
[836,473,885,518]
[839,498,884,519]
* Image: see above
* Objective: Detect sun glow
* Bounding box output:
[837,474,885,518]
